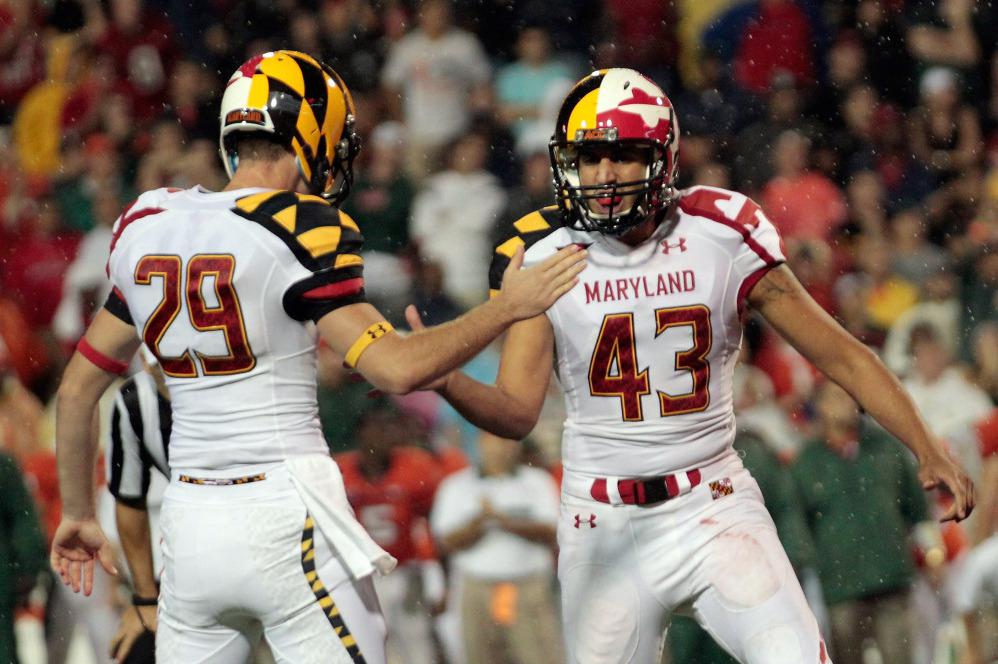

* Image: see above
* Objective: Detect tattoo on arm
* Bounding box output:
[749,266,797,308]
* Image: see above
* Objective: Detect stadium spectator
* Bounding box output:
[51,188,117,348]
[1,197,79,333]
[54,132,133,233]
[731,0,819,95]
[495,26,573,143]
[0,0,46,124]
[381,0,491,179]
[761,129,848,243]
[91,0,178,122]
[909,67,983,187]
[0,451,46,664]
[342,121,414,256]
[889,208,950,287]
[430,431,561,664]
[732,73,814,193]
[883,267,961,377]
[318,0,384,93]
[411,130,506,308]
[837,234,919,334]
[792,381,931,664]
[904,323,993,481]
[337,405,445,664]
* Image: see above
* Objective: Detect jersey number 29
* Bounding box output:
[135,254,256,377]
[588,305,711,421]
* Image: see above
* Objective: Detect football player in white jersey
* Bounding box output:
[49,50,585,664]
[407,68,976,663]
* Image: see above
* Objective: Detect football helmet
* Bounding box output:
[219,50,360,204]
[549,68,680,235]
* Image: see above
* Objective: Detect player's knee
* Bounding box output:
[742,624,807,664]
[563,565,640,664]
[708,531,782,609]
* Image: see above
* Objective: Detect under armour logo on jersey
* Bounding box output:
[661,238,687,254]
[574,513,597,529]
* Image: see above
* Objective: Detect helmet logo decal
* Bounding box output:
[225,109,266,126]
[575,127,618,141]
[615,89,671,129]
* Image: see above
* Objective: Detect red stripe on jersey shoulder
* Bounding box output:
[302,277,364,301]
[106,206,166,275]
[678,190,779,266]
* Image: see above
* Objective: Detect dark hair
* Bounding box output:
[233,135,292,162]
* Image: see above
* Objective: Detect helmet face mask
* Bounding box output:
[550,138,668,235]
[219,51,360,205]
[549,69,680,236]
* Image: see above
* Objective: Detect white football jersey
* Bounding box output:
[106,186,367,472]
[489,186,785,477]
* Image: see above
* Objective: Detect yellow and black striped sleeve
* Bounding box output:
[233,190,367,322]
[488,206,563,298]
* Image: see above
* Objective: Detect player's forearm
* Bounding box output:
[373,299,517,394]
[821,342,939,462]
[115,502,158,597]
[56,362,116,519]
[438,371,538,440]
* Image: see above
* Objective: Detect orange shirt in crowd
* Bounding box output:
[336,447,445,565]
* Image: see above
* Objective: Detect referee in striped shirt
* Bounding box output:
[106,361,170,664]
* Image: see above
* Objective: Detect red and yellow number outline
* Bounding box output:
[135,255,197,378]
[185,254,257,376]
[135,253,257,378]
[654,304,712,416]
[587,312,651,422]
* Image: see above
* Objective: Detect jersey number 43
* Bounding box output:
[588,305,711,421]
[135,254,257,378]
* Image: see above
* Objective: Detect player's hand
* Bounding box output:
[493,244,586,322]
[403,305,451,391]
[50,517,117,596]
[918,447,976,522]
[110,605,157,664]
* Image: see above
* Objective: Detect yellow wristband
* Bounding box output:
[343,321,394,368]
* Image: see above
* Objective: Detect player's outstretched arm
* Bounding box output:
[51,309,139,595]
[406,306,554,440]
[749,265,975,522]
[317,244,584,395]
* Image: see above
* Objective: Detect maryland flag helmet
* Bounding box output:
[550,69,680,235]
[219,51,360,204]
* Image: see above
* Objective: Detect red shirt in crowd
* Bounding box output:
[734,0,816,94]
[1,228,79,329]
[336,447,445,565]
[761,172,848,243]
[96,11,177,122]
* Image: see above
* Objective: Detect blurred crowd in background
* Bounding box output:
[1,0,997,662]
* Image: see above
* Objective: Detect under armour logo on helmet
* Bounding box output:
[661,238,687,254]
[574,513,597,529]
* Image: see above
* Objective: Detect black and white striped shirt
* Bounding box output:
[106,371,172,508]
